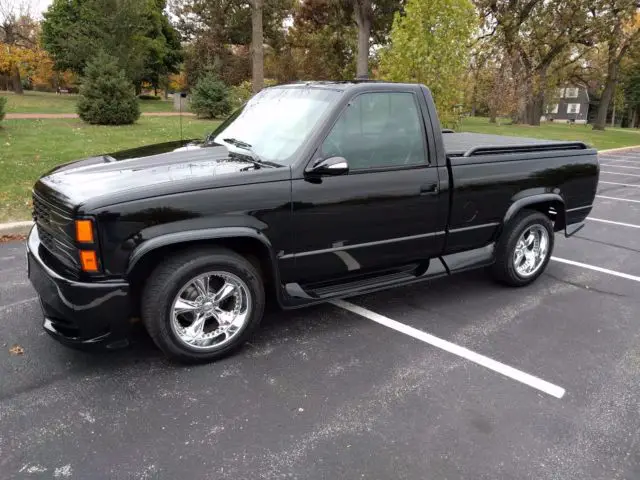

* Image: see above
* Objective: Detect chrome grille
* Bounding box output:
[32,192,79,269]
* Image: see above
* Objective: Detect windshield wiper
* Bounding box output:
[222,138,281,168]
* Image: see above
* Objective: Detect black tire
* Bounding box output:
[141,247,265,363]
[490,210,554,287]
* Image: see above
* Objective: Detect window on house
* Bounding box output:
[565,88,579,98]
[556,88,565,98]
[567,103,581,114]
[546,104,559,114]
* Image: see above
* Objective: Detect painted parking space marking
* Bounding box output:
[551,257,640,283]
[600,170,640,178]
[331,299,566,399]
[600,159,640,165]
[588,217,640,229]
[600,164,640,170]
[596,195,640,204]
[0,297,37,312]
[599,181,640,188]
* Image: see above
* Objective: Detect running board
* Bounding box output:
[283,243,496,303]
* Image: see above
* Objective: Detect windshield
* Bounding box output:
[209,87,341,165]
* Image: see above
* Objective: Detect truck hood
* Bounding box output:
[35,140,277,207]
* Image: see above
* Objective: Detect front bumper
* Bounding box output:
[27,226,133,349]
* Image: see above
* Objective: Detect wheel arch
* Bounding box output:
[127,228,282,313]
[503,193,566,233]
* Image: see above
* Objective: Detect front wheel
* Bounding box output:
[141,248,265,363]
[490,210,554,287]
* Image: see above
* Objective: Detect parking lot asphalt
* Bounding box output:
[1,150,640,480]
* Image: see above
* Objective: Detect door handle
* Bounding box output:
[420,183,439,195]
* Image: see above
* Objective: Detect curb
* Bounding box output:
[0,221,33,236]
[599,145,640,153]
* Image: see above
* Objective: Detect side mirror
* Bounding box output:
[306,156,349,176]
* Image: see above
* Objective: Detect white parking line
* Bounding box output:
[551,257,640,283]
[600,158,640,164]
[0,297,37,312]
[601,170,640,178]
[596,195,640,204]
[588,217,640,229]
[600,181,640,188]
[331,299,566,399]
[600,164,640,170]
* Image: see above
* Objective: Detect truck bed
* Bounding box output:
[443,132,587,157]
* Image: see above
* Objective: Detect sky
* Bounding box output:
[33,0,52,17]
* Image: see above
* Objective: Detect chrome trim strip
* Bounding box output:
[566,204,593,212]
[279,231,446,259]
[448,222,500,234]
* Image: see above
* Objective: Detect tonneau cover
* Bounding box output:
[443,132,578,156]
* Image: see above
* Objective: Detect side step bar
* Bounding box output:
[285,244,495,302]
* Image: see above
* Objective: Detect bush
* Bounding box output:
[229,79,279,109]
[229,81,253,109]
[190,73,231,119]
[0,96,6,123]
[138,94,161,101]
[77,53,140,125]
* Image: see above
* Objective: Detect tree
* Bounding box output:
[42,0,182,90]
[344,0,404,78]
[284,0,357,81]
[76,52,140,125]
[379,0,476,125]
[592,1,640,130]
[0,0,38,93]
[0,95,6,122]
[190,71,231,118]
[172,0,292,87]
[352,0,372,78]
[475,0,595,125]
[251,0,264,93]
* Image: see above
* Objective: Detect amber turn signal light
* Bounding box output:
[80,250,99,272]
[75,219,94,243]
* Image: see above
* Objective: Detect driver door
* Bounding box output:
[289,90,447,285]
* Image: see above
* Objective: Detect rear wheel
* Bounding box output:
[141,248,264,363]
[490,210,554,287]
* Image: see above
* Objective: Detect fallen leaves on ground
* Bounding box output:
[0,234,27,243]
[9,345,25,355]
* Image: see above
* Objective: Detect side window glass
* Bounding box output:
[321,92,426,170]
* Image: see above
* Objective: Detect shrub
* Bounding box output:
[229,81,253,109]
[229,79,279,110]
[77,52,140,125]
[0,96,6,123]
[190,73,231,119]
[138,94,161,101]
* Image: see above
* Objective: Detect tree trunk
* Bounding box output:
[11,64,23,94]
[593,62,617,131]
[251,0,264,94]
[354,0,372,79]
[489,111,497,123]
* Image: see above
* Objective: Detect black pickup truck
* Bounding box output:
[27,81,599,362]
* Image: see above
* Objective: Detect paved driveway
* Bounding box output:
[1,150,640,479]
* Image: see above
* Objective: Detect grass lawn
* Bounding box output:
[0,117,220,221]
[0,90,178,114]
[460,116,640,151]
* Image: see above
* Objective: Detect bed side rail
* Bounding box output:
[461,142,589,157]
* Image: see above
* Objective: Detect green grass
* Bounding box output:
[460,116,640,151]
[0,117,220,221]
[0,90,177,114]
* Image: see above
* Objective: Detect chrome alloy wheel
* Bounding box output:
[513,224,550,278]
[170,271,251,350]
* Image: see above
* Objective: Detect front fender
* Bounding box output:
[126,226,276,275]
